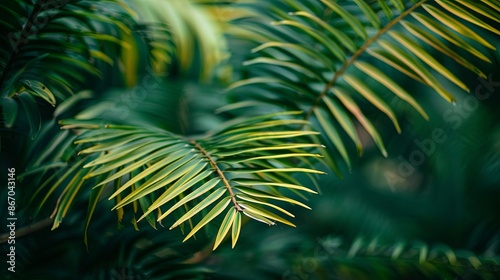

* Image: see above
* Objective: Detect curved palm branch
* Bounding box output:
[0,0,134,134]
[25,111,325,250]
[227,0,500,174]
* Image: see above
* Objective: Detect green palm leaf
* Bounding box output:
[29,111,324,249]
[227,0,500,173]
[0,0,134,133]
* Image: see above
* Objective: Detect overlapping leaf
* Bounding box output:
[0,0,134,133]
[227,0,500,174]
[30,111,324,249]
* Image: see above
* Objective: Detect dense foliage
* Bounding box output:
[1,0,499,279]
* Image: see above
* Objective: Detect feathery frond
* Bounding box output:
[227,0,500,173]
[0,0,134,135]
[26,111,324,249]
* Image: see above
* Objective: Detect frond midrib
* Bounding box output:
[192,140,243,212]
[304,0,428,121]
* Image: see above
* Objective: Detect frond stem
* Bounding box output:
[192,141,243,212]
[304,0,428,120]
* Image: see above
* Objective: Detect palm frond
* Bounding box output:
[0,0,134,134]
[227,0,500,173]
[25,111,325,249]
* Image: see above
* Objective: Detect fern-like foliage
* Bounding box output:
[9,0,309,251]
[227,0,500,174]
[25,111,324,249]
[0,0,134,134]
[9,0,500,254]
